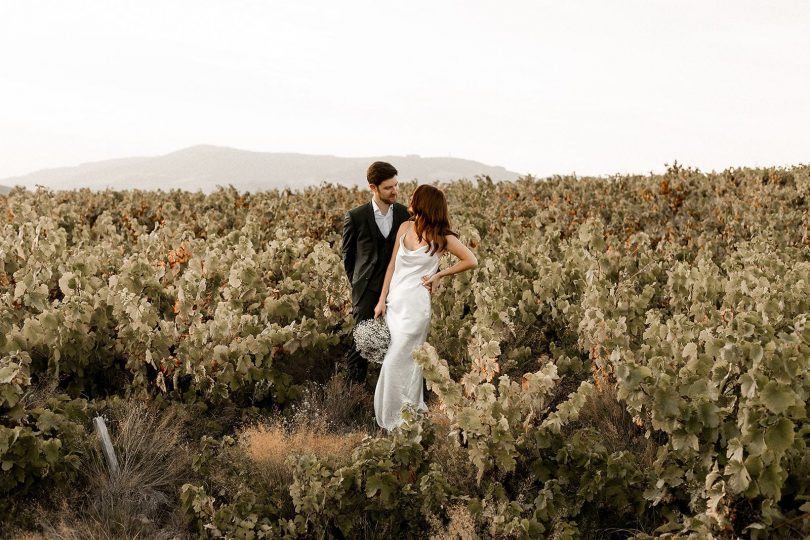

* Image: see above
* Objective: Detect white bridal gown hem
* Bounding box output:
[374,224,439,431]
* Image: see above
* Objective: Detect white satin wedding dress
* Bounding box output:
[374,221,440,430]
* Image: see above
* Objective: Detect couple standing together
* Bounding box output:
[342,161,478,431]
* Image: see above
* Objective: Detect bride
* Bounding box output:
[372,184,478,431]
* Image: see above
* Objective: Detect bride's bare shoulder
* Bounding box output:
[440,234,465,255]
[393,221,409,240]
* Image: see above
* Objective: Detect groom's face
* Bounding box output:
[372,176,398,204]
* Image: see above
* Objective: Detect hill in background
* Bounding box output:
[0,145,521,193]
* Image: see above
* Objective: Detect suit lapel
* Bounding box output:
[366,201,384,240]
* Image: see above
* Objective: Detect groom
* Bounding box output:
[342,161,411,384]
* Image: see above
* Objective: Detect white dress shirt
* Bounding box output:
[371,197,393,238]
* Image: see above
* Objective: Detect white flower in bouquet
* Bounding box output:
[353,316,391,364]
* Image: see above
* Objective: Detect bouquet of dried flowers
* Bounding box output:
[352,316,391,364]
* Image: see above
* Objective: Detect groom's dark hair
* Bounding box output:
[367,161,398,187]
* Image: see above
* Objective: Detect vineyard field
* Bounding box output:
[1,162,809,539]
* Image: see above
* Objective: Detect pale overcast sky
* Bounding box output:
[0,0,808,181]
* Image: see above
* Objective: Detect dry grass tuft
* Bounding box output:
[31,501,188,540]
[287,369,375,433]
[33,398,192,540]
[239,419,366,489]
[238,370,372,489]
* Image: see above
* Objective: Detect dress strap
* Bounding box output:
[401,221,416,251]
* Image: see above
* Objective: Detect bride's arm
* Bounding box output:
[424,235,478,290]
[375,222,408,313]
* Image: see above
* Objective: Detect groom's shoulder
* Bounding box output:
[347,201,371,217]
[393,202,410,216]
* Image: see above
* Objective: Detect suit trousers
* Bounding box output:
[346,285,380,384]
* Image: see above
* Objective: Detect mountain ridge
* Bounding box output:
[0,145,522,193]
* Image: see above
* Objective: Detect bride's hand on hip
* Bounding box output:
[422,274,443,295]
[373,299,386,319]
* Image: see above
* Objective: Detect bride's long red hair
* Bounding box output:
[409,184,458,256]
